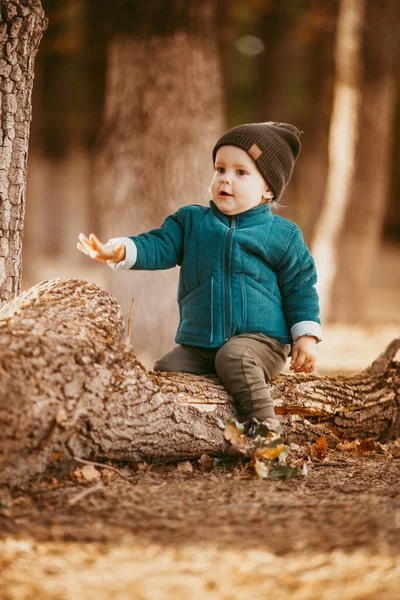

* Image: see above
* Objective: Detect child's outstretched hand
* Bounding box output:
[290,336,317,374]
[77,233,126,262]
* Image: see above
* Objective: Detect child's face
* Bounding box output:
[210,145,273,216]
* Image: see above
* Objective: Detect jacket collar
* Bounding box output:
[209,200,272,227]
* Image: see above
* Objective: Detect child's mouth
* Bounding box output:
[219,191,232,197]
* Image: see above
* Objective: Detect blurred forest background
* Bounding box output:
[22,0,400,369]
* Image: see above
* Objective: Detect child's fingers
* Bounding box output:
[78,239,99,260]
[294,356,316,373]
[300,359,315,373]
[78,233,96,256]
[79,232,93,248]
[293,352,306,368]
[89,233,105,251]
[77,242,89,256]
[78,233,123,262]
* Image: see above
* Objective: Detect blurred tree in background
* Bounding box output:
[93,0,225,358]
[313,0,400,322]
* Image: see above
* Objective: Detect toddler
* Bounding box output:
[78,122,321,428]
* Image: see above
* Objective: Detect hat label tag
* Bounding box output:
[248,143,262,161]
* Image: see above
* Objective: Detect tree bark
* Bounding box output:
[0,0,47,304]
[0,278,399,487]
[92,0,225,366]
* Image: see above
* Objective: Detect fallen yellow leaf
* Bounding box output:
[224,423,246,448]
[253,444,285,461]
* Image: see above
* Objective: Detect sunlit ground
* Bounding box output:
[2,539,399,600]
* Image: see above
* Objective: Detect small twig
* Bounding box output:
[310,460,348,468]
[126,297,135,343]
[68,481,103,506]
[72,455,136,487]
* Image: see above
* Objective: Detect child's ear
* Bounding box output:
[262,190,274,201]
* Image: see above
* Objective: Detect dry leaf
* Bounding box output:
[52,452,65,461]
[267,463,298,480]
[254,458,270,480]
[376,442,393,457]
[357,439,377,455]
[337,439,388,456]
[129,462,149,473]
[224,423,246,449]
[71,464,101,482]
[176,461,193,473]
[198,454,214,471]
[312,436,328,461]
[337,440,358,452]
[100,469,118,482]
[253,444,285,461]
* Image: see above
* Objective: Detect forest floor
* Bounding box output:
[1,244,399,599]
[1,445,400,599]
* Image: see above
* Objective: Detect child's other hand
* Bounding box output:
[77,233,126,262]
[290,336,317,373]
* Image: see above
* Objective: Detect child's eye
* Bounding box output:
[237,169,247,176]
[216,166,225,174]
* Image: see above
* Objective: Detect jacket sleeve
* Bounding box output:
[276,227,322,341]
[127,209,185,271]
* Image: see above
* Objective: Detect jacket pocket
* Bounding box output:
[240,275,247,334]
[177,277,214,343]
[243,276,288,334]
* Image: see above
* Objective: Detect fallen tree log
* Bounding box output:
[0,279,399,487]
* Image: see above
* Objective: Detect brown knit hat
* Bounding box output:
[212,122,302,201]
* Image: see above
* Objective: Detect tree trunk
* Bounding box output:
[93,0,225,367]
[0,0,47,304]
[327,0,400,322]
[312,0,400,322]
[1,278,399,488]
[311,0,366,321]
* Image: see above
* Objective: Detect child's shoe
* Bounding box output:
[223,416,281,458]
[243,416,280,437]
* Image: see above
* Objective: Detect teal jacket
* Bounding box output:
[122,201,321,348]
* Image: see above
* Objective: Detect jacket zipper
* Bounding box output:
[224,216,236,341]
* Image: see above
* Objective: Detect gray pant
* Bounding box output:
[153,333,291,421]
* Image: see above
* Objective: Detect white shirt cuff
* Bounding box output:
[290,321,322,343]
[106,237,137,270]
